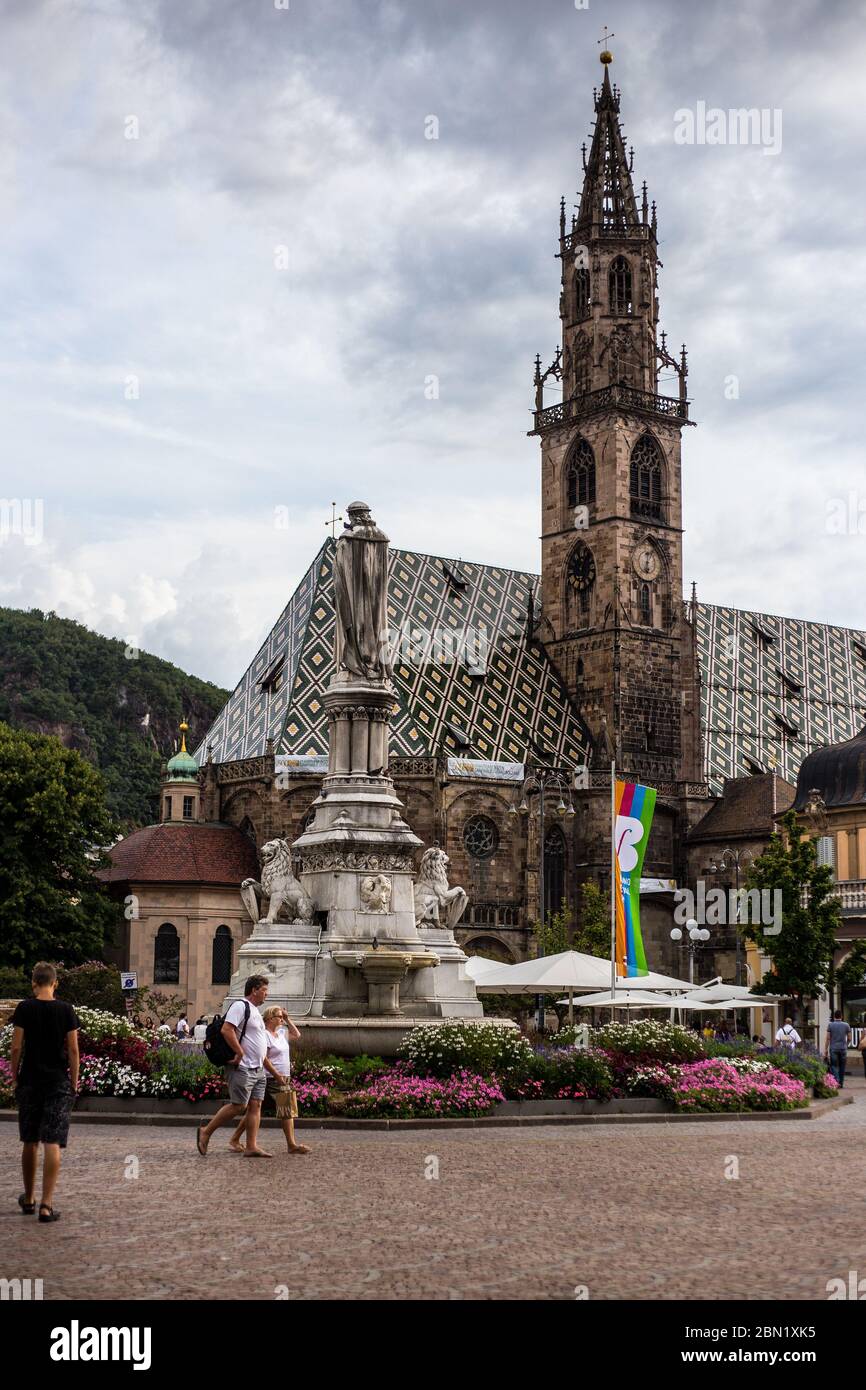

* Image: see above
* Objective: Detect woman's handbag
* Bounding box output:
[272,1083,298,1119]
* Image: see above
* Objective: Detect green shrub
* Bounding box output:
[0,967,29,997]
[150,1044,225,1102]
[398,1021,533,1079]
[529,1048,613,1100]
[56,962,126,1015]
[590,1019,705,1063]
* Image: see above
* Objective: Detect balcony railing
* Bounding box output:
[561,225,654,256]
[835,879,866,912]
[801,879,866,913]
[531,383,690,435]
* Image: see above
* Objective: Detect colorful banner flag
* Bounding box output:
[614,780,657,977]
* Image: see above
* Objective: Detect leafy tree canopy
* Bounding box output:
[0,722,121,969]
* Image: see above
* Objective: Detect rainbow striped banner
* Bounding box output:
[614,780,657,978]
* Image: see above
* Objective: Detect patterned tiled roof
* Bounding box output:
[696,603,866,791]
[196,542,589,768]
[196,550,866,795]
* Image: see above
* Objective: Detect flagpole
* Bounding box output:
[610,758,616,1006]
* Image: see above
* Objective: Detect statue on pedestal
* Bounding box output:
[241,839,315,925]
[413,847,469,932]
[333,501,391,682]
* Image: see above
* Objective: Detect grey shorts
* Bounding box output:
[225,1065,267,1106]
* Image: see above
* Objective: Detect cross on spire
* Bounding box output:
[597,25,614,58]
[324,502,343,537]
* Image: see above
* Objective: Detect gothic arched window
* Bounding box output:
[639,583,652,626]
[543,825,567,922]
[239,816,257,845]
[566,439,596,510]
[154,923,180,985]
[630,434,665,521]
[211,925,233,985]
[574,267,590,318]
[609,256,632,314]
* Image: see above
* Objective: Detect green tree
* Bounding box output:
[741,810,841,1027]
[574,881,610,957]
[0,722,120,969]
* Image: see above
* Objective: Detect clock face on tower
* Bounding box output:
[632,544,660,581]
[567,541,596,593]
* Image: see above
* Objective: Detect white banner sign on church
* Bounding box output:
[446,758,525,782]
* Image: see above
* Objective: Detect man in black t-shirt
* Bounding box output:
[10,961,80,1223]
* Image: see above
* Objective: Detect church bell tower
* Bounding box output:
[532,47,702,785]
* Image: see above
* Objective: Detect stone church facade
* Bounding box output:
[106,56,866,1011]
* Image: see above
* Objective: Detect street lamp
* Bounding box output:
[509,765,575,1032]
[708,847,754,987]
[670,917,711,985]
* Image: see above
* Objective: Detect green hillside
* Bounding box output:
[0,607,228,827]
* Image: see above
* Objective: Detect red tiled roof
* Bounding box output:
[100,823,258,886]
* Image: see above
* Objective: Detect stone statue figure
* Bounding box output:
[413,847,468,932]
[241,839,315,925]
[333,501,391,682]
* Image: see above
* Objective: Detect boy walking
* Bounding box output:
[9,962,80,1223]
[196,976,271,1158]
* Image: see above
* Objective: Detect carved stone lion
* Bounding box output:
[241,839,315,925]
[413,847,468,932]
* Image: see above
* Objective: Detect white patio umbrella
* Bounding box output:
[684,983,784,1005]
[556,988,679,1011]
[475,952,695,1025]
[464,955,508,984]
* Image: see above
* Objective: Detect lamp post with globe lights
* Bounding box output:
[508,767,575,1032]
[670,917,712,985]
[708,847,754,987]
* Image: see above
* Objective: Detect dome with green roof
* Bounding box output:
[165,720,199,782]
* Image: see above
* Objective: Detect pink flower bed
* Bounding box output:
[341,1069,504,1119]
[673,1058,808,1113]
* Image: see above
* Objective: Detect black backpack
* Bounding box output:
[203,1000,251,1066]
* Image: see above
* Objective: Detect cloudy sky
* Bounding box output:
[1,0,864,689]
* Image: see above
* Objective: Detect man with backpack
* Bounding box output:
[196,976,272,1158]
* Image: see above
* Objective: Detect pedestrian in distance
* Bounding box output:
[824,1010,852,1089]
[775,1017,801,1049]
[9,962,80,1223]
[197,976,271,1158]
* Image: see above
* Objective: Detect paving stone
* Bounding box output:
[3,1078,865,1301]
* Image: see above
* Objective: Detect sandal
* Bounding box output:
[196,1125,208,1156]
[288,1144,310,1155]
[38,1204,60,1223]
[17,1193,35,1215]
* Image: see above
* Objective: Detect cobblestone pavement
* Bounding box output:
[2,1079,865,1301]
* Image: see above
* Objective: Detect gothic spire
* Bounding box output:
[575,53,640,236]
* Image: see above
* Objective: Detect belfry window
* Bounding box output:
[566,439,596,509]
[639,583,651,625]
[609,256,632,314]
[629,434,664,521]
[575,268,590,318]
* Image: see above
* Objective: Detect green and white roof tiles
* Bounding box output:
[197,544,866,795]
[196,541,590,770]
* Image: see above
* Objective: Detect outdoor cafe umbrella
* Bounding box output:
[464,955,508,985]
[556,988,680,1012]
[475,952,694,1024]
[683,983,784,1005]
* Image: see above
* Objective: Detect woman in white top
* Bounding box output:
[229,1007,309,1155]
